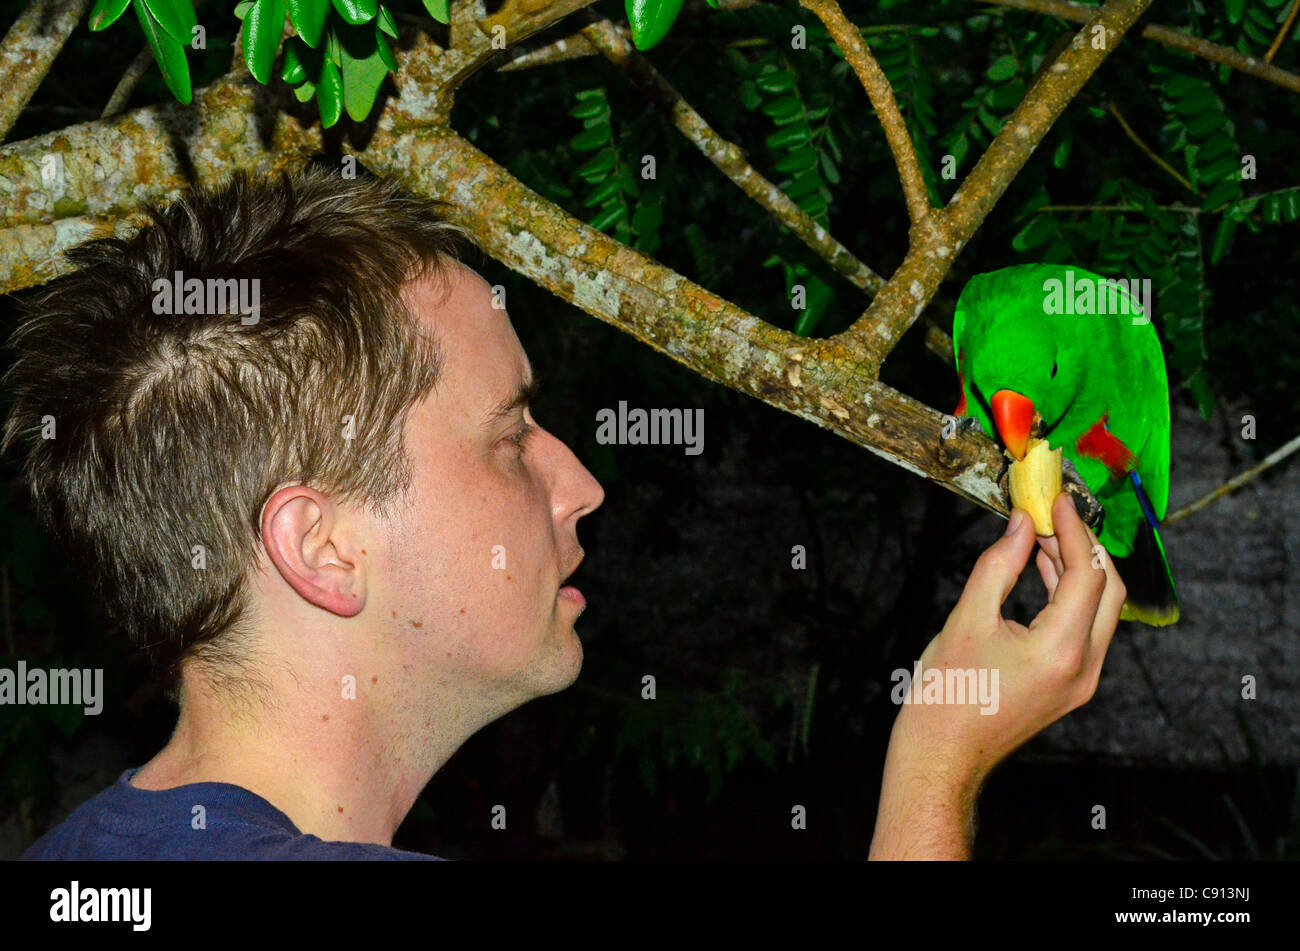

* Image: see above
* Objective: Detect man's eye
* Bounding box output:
[507,422,537,452]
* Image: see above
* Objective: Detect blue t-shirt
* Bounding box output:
[21,768,444,861]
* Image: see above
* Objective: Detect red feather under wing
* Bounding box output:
[1075,410,1136,479]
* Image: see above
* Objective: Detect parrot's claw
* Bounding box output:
[956,415,986,438]
[1061,456,1105,533]
[998,453,1105,534]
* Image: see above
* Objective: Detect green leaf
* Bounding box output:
[339,24,389,120]
[1242,17,1274,44]
[569,98,606,120]
[292,77,316,102]
[1011,214,1054,250]
[765,124,811,150]
[288,0,327,47]
[132,0,191,103]
[986,54,1017,82]
[1185,108,1227,138]
[584,176,622,207]
[590,204,628,230]
[421,0,449,24]
[317,56,343,127]
[1226,0,1245,22]
[824,124,842,162]
[1209,215,1237,265]
[326,23,341,66]
[1202,178,1240,210]
[570,125,609,151]
[281,36,309,83]
[243,0,287,84]
[1262,193,1282,224]
[377,5,398,37]
[1282,189,1300,222]
[234,0,254,17]
[626,0,687,51]
[375,30,397,72]
[819,151,840,185]
[88,0,132,31]
[576,150,616,179]
[754,70,796,94]
[332,0,377,25]
[1053,133,1072,168]
[142,0,197,46]
[761,95,801,120]
[631,201,662,233]
[774,147,818,174]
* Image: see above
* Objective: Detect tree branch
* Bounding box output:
[0,0,92,143]
[827,0,1155,386]
[101,47,156,120]
[1106,100,1196,195]
[1165,431,1300,524]
[981,0,1300,95]
[358,127,1012,518]
[578,17,885,294]
[1266,0,1300,64]
[798,0,931,227]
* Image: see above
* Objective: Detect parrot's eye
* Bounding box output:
[1050,360,1058,379]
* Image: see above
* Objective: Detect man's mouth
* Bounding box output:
[559,550,586,611]
[558,586,586,608]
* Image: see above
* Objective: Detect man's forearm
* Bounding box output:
[869,721,984,860]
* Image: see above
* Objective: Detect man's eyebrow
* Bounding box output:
[482,371,542,427]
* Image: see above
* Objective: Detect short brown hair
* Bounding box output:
[2,166,479,701]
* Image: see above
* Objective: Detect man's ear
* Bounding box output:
[260,485,366,617]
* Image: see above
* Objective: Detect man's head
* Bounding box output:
[3,167,604,719]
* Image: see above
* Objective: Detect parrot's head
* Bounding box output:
[953,266,1084,462]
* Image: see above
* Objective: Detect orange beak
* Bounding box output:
[991,389,1035,461]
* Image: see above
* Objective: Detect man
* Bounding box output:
[7,168,1123,860]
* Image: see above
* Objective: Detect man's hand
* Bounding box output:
[869,492,1127,859]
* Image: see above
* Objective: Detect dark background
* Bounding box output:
[1,0,1298,859]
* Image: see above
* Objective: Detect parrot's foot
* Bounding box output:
[956,415,987,439]
[997,452,1105,534]
[1061,456,1105,534]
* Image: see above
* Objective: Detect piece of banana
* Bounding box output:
[1008,437,1062,535]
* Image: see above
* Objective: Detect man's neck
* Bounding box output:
[130,675,459,847]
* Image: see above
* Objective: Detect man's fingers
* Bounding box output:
[958,508,1036,624]
[1036,547,1060,600]
[1037,534,1064,578]
[1037,494,1105,642]
[1083,517,1126,656]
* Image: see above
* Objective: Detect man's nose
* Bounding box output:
[545,429,604,520]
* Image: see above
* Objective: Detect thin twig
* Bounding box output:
[798,0,932,226]
[101,47,156,120]
[980,0,1300,95]
[1107,101,1197,195]
[499,32,597,70]
[1266,0,1300,63]
[1165,431,1300,524]
[579,17,886,294]
[0,0,93,143]
[924,318,955,366]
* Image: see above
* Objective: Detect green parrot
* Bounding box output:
[951,263,1180,626]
